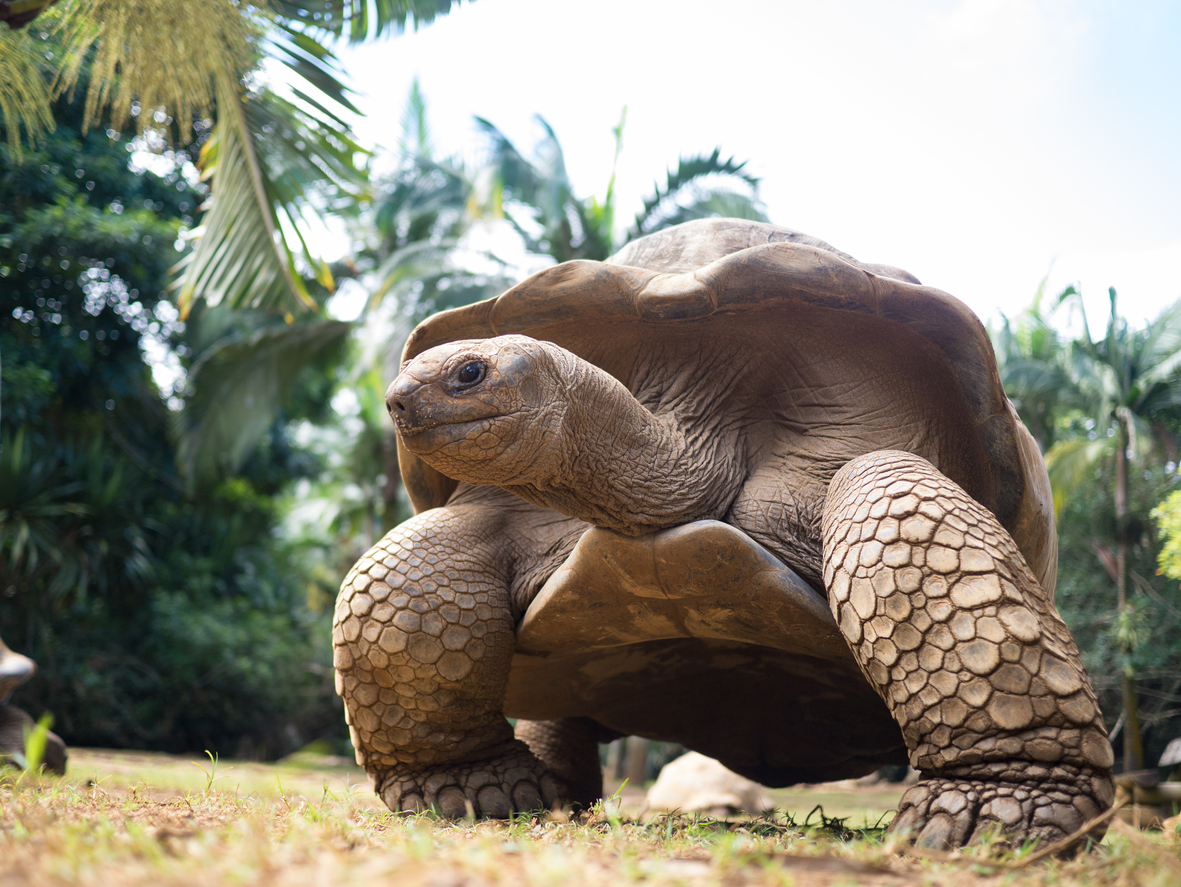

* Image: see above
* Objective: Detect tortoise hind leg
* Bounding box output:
[821,450,1114,854]
[334,503,563,816]
[515,717,622,809]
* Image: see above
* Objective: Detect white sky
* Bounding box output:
[331,0,1181,330]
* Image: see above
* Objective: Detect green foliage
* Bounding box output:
[474,114,768,263]
[0,2,429,321]
[1,72,343,758]
[1153,489,1181,582]
[0,23,54,156]
[272,0,466,43]
[629,148,762,241]
[998,284,1181,768]
[1057,286,1181,433]
[1051,459,1181,764]
[175,313,351,480]
[993,279,1080,452]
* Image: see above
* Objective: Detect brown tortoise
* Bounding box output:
[334,219,1114,850]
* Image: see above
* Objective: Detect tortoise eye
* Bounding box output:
[455,361,485,387]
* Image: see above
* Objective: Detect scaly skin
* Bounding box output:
[821,451,1114,853]
[515,718,622,809]
[333,502,564,815]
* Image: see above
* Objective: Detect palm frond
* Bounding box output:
[175,318,352,480]
[641,189,769,232]
[267,19,362,115]
[361,240,507,377]
[473,116,546,207]
[245,89,367,258]
[271,1,464,43]
[374,155,471,244]
[54,0,257,141]
[175,71,314,317]
[370,238,460,302]
[629,149,759,240]
[1136,299,1181,392]
[0,26,55,157]
[1045,436,1112,521]
[397,77,431,158]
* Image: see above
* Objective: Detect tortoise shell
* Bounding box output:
[398,219,1054,591]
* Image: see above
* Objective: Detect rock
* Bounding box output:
[646,752,771,815]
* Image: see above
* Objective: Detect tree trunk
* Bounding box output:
[1115,417,1144,771]
[625,737,649,787]
[605,738,625,780]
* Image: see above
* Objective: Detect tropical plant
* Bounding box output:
[1041,287,1181,770]
[0,73,344,756]
[993,279,1080,454]
[474,113,768,263]
[1155,490,1181,583]
[0,0,467,317]
[277,82,513,535]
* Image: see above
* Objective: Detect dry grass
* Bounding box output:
[1,749,1178,886]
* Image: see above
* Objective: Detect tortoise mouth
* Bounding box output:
[388,374,506,443]
[395,416,499,456]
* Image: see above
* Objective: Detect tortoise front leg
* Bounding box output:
[821,450,1114,854]
[334,503,562,816]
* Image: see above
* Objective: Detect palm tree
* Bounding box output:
[474,113,768,263]
[1047,287,1181,770]
[993,280,1080,455]
[0,0,466,317]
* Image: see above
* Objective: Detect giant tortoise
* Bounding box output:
[334,219,1114,850]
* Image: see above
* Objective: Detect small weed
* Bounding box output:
[191,750,231,796]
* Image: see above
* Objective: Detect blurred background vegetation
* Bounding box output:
[1,1,1180,775]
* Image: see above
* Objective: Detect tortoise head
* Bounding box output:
[387,334,575,487]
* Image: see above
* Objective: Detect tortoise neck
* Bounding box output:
[504,355,743,535]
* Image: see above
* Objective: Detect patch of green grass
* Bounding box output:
[1,749,1178,886]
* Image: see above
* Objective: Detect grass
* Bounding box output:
[1,749,1179,886]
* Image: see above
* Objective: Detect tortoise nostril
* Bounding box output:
[394,401,407,413]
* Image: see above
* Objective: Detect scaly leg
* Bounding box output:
[515,717,621,809]
[821,450,1114,853]
[334,503,563,816]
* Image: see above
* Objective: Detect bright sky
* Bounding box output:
[333,0,1181,330]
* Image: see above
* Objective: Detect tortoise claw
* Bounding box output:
[891,771,1113,857]
[377,743,566,818]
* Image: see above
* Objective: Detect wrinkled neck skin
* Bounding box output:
[501,350,744,536]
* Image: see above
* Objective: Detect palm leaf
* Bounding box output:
[1045,436,1112,521]
[641,189,769,232]
[629,149,760,240]
[266,20,362,116]
[397,77,432,158]
[175,71,315,317]
[0,25,55,157]
[473,116,547,207]
[1136,299,1181,393]
[53,0,256,141]
[373,155,471,243]
[271,1,465,43]
[175,318,352,480]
